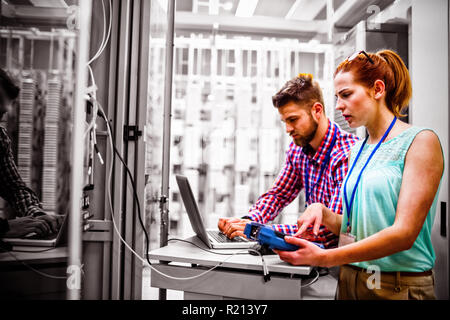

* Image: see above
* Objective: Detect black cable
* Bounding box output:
[168,238,270,281]
[100,112,252,268]
[12,247,58,253]
[5,250,66,280]
[100,111,270,283]
[99,111,152,267]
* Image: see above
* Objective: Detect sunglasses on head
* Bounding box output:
[347,50,375,64]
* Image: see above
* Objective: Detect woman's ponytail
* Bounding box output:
[377,49,412,117]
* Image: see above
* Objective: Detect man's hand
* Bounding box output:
[218,217,251,239]
[3,216,52,238]
[35,214,64,234]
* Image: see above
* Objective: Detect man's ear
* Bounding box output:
[310,102,324,121]
[373,79,386,100]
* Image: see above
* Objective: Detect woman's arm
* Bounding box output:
[322,205,343,236]
[281,130,443,268]
[321,130,444,267]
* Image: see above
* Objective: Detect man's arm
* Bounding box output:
[219,147,303,238]
[0,128,44,218]
[271,147,349,239]
[247,149,302,224]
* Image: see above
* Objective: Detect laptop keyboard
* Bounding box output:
[207,230,247,243]
[24,231,58,240]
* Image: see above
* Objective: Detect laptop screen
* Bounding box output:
[175,175,213,248]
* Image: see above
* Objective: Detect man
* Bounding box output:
[218,74,358,248]
[0,68,60,242]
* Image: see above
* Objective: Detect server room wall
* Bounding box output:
[0,31,75,219]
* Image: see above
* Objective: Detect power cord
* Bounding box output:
[4,250,67,280]
[0,0,112,283]
[98,106,254,281]
[167,238,271,281]
[92,102,325,286]
[87,0,112,66]
[97,106,324,284]
[300,268,320,288]
[81,0,253,283]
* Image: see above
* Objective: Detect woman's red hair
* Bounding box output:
[334,49,412,118]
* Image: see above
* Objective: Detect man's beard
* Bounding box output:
[292,119,318,147]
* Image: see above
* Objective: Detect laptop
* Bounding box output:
[2,214,68,248]
[176,175,256,249]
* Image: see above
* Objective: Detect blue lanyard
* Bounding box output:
[343,117,397,232]
[304,124,337,206]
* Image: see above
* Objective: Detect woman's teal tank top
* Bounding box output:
[340,126,442,272]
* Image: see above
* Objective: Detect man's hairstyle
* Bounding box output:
[272,73,324,109]
[0,68,20,100]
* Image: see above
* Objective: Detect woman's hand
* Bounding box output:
[295,203,325,237]
[274,236,326,266]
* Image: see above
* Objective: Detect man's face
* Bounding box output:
[0,88,13,119]
[278,101,318,147]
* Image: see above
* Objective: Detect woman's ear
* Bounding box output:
[373,79,386,100]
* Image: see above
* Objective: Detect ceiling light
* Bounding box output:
[235,0,258,18]
[222,1,233,11]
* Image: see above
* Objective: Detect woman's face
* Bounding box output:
[334,71,375,128]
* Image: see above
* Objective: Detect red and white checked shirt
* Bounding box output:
[0,126,45,217]
[247,120,359,248]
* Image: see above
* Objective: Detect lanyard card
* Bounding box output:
[338,232,356,247]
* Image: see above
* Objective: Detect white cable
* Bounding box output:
[87,0,106,65]
[84,2,246,281]
[99,106,249,281]
[6,251,67,280]
[300,268,320,288]
[84,0,111,167]
[94,0,112,63]
[84,65,102,172]
[86,66,103,166]
[248,248,270,280]
[88,0,112,66]
[85,65,99,135]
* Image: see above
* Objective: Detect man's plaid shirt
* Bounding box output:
[0,126,45,217]
[247,120,359,248]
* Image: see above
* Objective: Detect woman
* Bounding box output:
[274,49,444,300]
